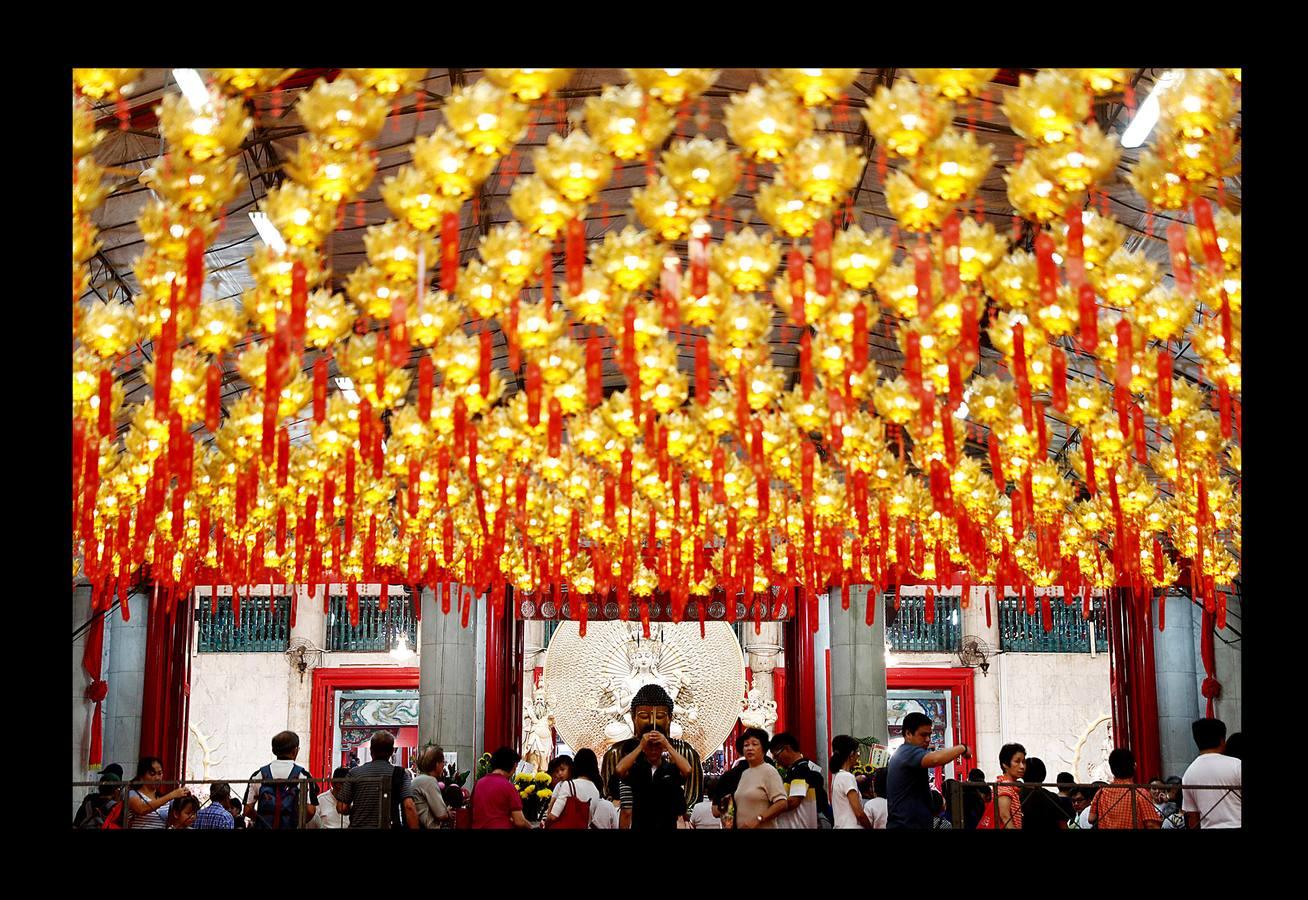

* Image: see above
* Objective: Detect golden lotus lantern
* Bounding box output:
[626,68,720,106]
[1031,123,1120,193]
[936,216,1008,284]
[873,376,921,426]
[661,136,740,208]
[909,68,998,100]
[831,224,894,290]
[1052,210,1126,270]
[913,128,993,202]
[1004,156,1080,225]
[711,228,781,293]
[263,182,337,248]
[863,81,951,159]
[885,169,952,232]
[1159,69,1237,139]
[590,225,664,293]
[1187,207,1241,271]
[79,301,140,360]
[405,290,462,349]
[74,68,142,100]
[189,301,248,356]
[767,68,860,107]
[304,290,357,349]
[296,77,389,150]
[1128,150,1201,211]
[1089,248,1159,307]
[785,134,865,206]
[585,84,675,161]
[772,261,836,325]
[632,177,696,242]
[563,267,612,325]
[534,130,614,203]
[483,68,574,102]
[284,138,377,206]
[364,221,436,284]
[139,155,244,216]
[73,96,103,160]
[724,84,811,162]
[509,175,582,238]
[1002,69,1090,146]
[478,222,551,288]
[1067,68,1131,96]
[411,127,498,199]
[157,90,252,164]
[755,175,833,239]
[381,167,463,232]
[210,68,296,94]
[1133,285,1196,343]
[442,80,528,157]
[344,68,427,98]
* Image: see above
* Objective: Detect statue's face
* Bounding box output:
[633,648,655,670]
[632,704,672,738]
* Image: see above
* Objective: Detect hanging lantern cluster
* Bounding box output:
[72,68,1241,647]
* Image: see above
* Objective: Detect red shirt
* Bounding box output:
[470,772,523,829]
[996,775,1023,829]
[1090,778,1161,830]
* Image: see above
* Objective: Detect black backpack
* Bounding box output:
[255,763,308,829]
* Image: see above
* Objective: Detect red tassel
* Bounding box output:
[913,237,933,318]
[985,589,992,629]
[1035,402,1048,459]
[989,429,1005,489]
[1157,351,1173,418]
[205,362,222,432]
[453,395,467,458]
[1064,205,1085,291]
[478,326,493,399]
[1114,318,1134,394]
[788,245,806,328]
[799,330,814,399]
[904,330,923,400]
[813,218,833,297]
[1035,231,1058,308]
[942,212,961,295]
[526,361,542,426]
[185,227,205,316]
[566,218,585,296]
[587,333,603,407]
[1133,404,1148,463]
[853,303,869,373]
[548,397,563,457]
[1218,381,1232,439]
[661,253,681,331]
[1051,346,1068,412]
[1192,199,1225,279]
[695,337,711,406]
[1083,435,1097,495]
[1079,283,1098,352]
[690,229,709,299]
[440,212,459,294]
[961,294,979,366]
[1166,221,1194,298]
[97,368,114,437]
[276,428,290,487]
[418,353,434,422]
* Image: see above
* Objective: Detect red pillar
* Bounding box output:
[772,667,786,734]
[1108,588,1161,781]
[483,587,523,755]
[139,584,195,783]
[783,588,817,758]
[484,589,504,752]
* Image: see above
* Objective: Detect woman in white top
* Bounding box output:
[126,756,189,829]
[862,767,888,829]
[546,748,606,828]
[830,735,873,829]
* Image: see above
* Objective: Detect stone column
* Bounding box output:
[1155,592,1200,779]
[827,585,888,746]
[103,593,149,780]
[741,622,783,735]
[419,586,479,777]
[71,586,104,813]
[286,586,323,744]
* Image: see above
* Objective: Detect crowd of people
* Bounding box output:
[73,685,1241,831]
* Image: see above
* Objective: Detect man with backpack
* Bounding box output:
[335,730,419,829]
[243,731,319,829]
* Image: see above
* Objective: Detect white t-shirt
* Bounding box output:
[591,796,619,829]
[1182,753,1242,828]
[689,798,722,829]
[831,770,862,829]
[863,796,888,829]
[549,778,604,826]
[315,789,349,829]
[1075,806,1093,829]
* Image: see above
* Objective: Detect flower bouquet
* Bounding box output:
[513,771,554,822]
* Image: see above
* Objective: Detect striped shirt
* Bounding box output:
[996,775,1023,829]
[336,760,411,829]
[127,790,168,829]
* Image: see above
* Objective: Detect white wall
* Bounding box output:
[886,585,1111,782]
[186,585,417,787]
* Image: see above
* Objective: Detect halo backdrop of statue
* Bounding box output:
[542,621,746,760]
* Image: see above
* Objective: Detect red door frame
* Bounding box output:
[309,666,419,777]
[886,667,977,784]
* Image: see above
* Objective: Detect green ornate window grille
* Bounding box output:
[997,594,1108,653]
[197,595,291,652]
[326,592,417,652]
[883,594,962,652]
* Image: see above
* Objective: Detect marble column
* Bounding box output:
[419,586,480,777]
[1154,592,1200,779]
[741,622,783,735]
[827,585,888,747]
[103,593,149,781]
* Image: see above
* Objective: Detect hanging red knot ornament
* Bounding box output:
[813,218,833,297]
[184,227,205,318]
[695,336,711,406]
[942,212,961,295]
[1078,283,1098,352]
[565,218,585,296]
[913,237,934,319]
[788,243,806,328]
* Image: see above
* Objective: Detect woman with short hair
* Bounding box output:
[411,746,451,829]
[730,727,788,829]
[995,743,1027,829]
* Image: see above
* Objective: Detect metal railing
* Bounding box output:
[71,776,398,829]
[997,595,1108,653]
[944,779,1241,830]
[884,594,962,652]
[197,596,291,652]
[327,593,417,652]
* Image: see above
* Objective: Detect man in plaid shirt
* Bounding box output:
[192,782,236,830]
[1089,749,1160,829]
